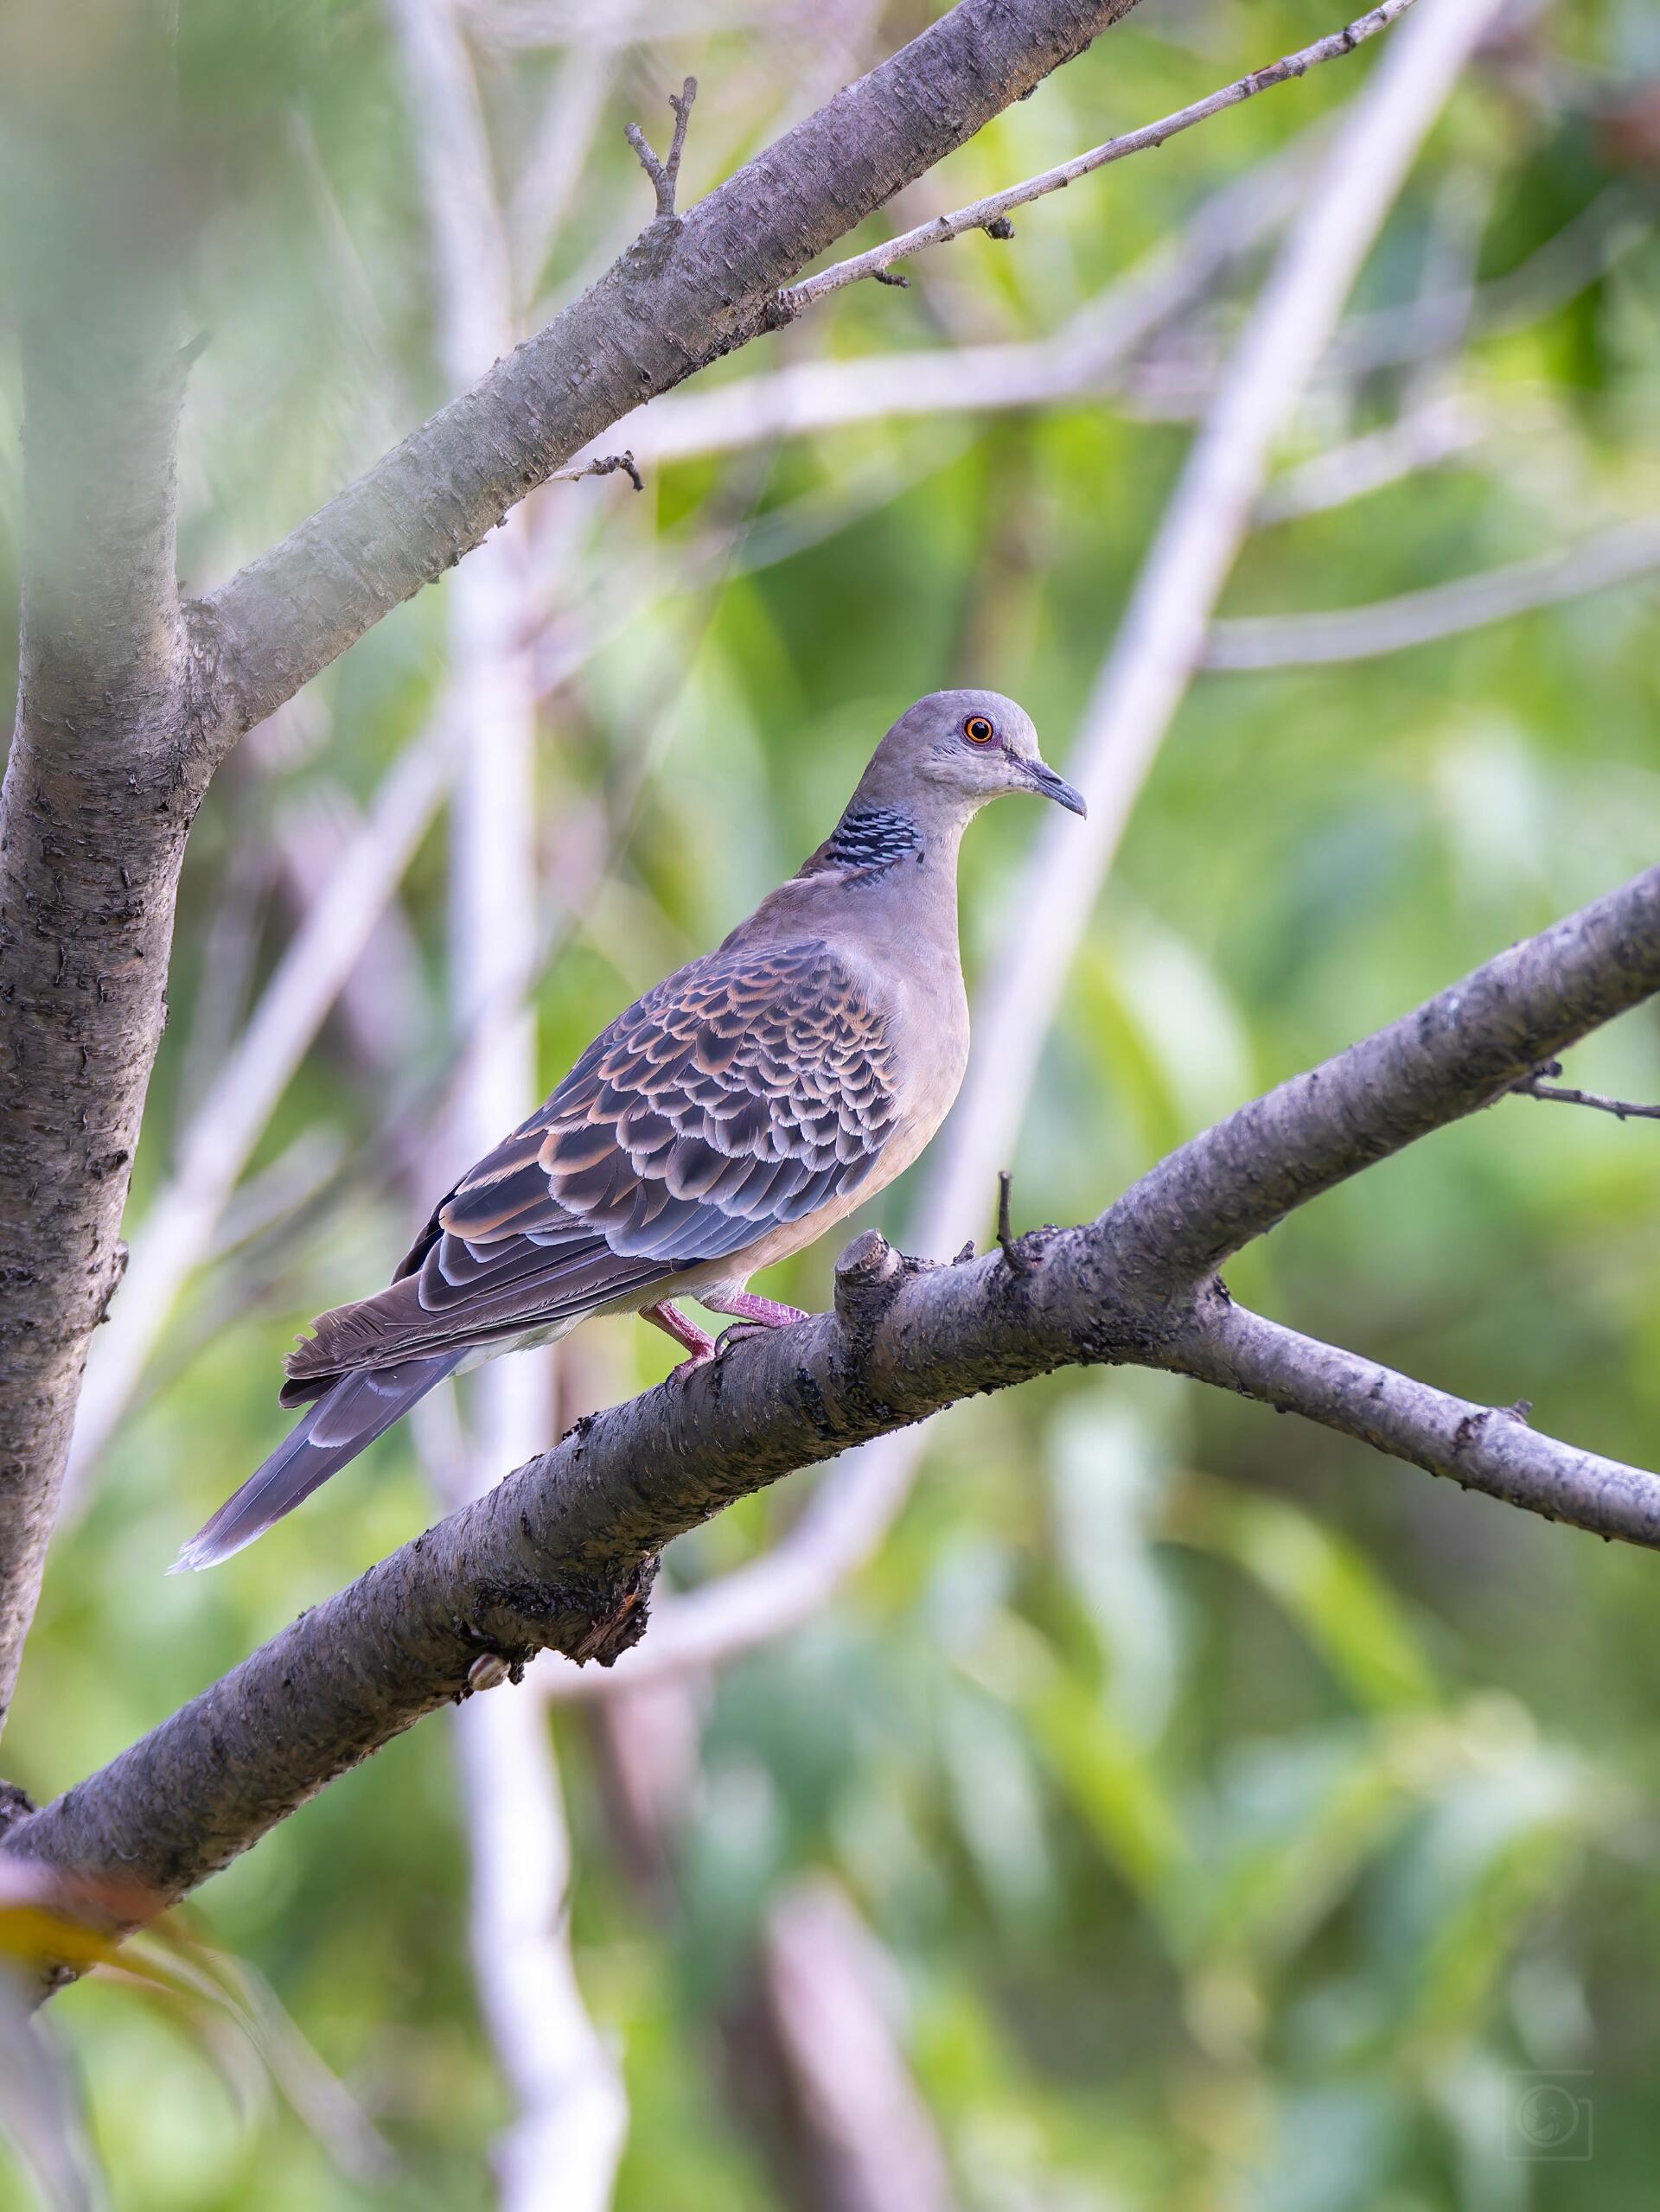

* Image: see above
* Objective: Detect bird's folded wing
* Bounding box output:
[283,938,897,1398]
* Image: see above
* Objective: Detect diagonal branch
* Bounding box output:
[1100,863,1660,1297]
[1204,514,1660,669]
[9,856,1660,1916]
[1511,1068,1660,1122]
[578,132,1315,468]
[1164,1294,1660,1546]
[782,0,1423,309]
[200,0,1146,748]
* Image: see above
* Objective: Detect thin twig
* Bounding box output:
[782,0,1421,310]
[625,75,697,221]
[1510,1063,1660,1123]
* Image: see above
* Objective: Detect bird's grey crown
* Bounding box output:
[802,805,923,880]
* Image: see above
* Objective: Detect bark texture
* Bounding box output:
[0,144,207,1726]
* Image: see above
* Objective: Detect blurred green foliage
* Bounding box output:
[4,0,1660,2206]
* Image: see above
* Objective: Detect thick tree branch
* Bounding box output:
[9,858,1660,1914]
[1099,863,1660,1297]
[199,0,1143,748]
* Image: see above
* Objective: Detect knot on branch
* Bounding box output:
[569,1555,659,1668]
[834,1227,905,1341]
[94,1239,129,1326]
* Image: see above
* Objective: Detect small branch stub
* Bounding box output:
[834,1228,904,1335]
[626,75,698,223]
[996,1169,1040,1278]
[550,450,646,494]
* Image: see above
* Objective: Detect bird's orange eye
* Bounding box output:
[963,715,996,744]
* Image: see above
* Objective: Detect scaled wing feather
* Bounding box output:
[283,938,896,1394]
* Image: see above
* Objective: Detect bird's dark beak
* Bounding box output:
[1022,759,1088,818]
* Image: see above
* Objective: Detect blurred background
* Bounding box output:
[4,0,1660,2205]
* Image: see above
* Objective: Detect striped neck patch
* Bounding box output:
[806,806,924,879]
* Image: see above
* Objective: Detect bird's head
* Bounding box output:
[858,688,1086,824]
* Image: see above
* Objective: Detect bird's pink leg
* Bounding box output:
[641,1299,717,1383]
[700,1288,809,1352]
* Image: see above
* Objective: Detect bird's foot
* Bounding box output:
[707,1293,810,1357]
[641,1299,718,1383]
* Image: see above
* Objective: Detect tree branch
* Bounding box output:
[579,134,1313,468]
[388,1,629,2196]
[1510,1066,1660,1123]
[0,7,200,1732]
[1204,514,1660,668]
[782,0,1423,309]
[61,730,449,1501]
[10,857,1660,1914]
[1165,1293,1660,1546]
[1098,863,1660,1297]
[198,0,1145,748]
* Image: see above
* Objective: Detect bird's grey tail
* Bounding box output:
[171,1352,465,1572]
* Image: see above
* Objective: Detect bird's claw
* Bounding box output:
[714,1322,768,1358]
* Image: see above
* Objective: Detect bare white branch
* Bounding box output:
[1204,513,1660,668]
[64,731,448,1499]
[390,5,629,2203]
[1254,391,1486,523]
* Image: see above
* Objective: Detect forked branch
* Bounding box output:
[625,76,697,223]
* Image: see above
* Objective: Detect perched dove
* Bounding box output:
[176,690,1084,1569]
